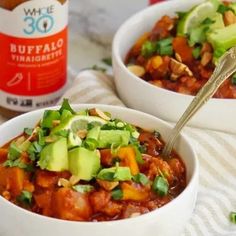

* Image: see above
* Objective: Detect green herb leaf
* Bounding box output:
[157,37,173,56]
[73,185,94,193]
[192,47,201,59]
[8,142,22,160]
[231,73,236,85]
[132,144,144,164]
[38,129,45,146]
[24,128,34,136]
[97,171,115,181]
[17,190,32,205]
[111,188,123,200]
[83,138,98,151]
[141,41,157,58]
[230,212,236,224]
[54,130,69,138]
[59,98,76,115]
[213,47,226,59]
[133,173,149,186]
[176,11,187,20]
[102,57,112,66]
[27,141,44,161]
[41,110,61,129]
[217,4,232,14]
[152,175,169,196]
[4,159,26,168]
[91,65,107,73]
[201,17,215,25]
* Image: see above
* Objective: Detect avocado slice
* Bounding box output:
[207,23,236,51]
[68,147,101,181]
[38,137,68,171]
[97,130,130,148]
[97,166,132,181]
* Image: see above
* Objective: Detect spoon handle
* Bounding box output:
[162,46,236,158]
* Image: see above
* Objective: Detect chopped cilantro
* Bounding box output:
[91,65,107,73]
[176,11,187,20]
[102,57,112,66]
[217,4,233,14]
[192,47,201,59]
[83,138,98,151]
[24,128,34,136]
[230,212,236,224]
[152,175,169,196]
[59,98,76,115]
[111,188,123,200]
[8,142,22,160]
[231,73,236,85]
[27,141,44,161]
[201,17,215,25]
[17,190,32,205]
[141,41,157,57]
[133,173,149,186]
[41,110,61,129]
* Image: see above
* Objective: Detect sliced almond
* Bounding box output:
[44,136,57,143]
[89,108,111,121]
[2,191,11,201]
[201,52,213,66]
[170,58,193,80]
[175,53,182,62]
[52,120,60,127]
[97,179,119,191]
[77,129,88,139]
[69,175,80,186]
[224,10,236,26]
[58,178,71,188]
[130,212,141,218]
[127,65,146,77]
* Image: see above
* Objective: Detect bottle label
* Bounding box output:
[0,0,68,111]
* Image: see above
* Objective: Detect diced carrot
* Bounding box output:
[6,167,25,197]
[118,147,139,175]
[0,165,7,188]
[173,36,193,63]
[131,32,150,56]
[0,148,8,163]
[121,182,149,201]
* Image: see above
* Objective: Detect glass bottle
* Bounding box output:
[0,0,68,118]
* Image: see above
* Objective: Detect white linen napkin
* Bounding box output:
[60,69,236,236]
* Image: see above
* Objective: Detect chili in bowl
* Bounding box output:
[0,101,198,236]
[112,0,236,133]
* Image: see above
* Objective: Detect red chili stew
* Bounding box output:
[125,1,236,98]
[0,104,186,222]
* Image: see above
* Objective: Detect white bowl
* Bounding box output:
[112,0,236,133]
[0,104,198,236]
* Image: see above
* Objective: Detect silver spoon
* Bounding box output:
[162,46,236,158]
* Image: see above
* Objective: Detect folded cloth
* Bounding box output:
[60,70,236,236]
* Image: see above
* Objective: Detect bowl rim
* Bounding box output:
[0,104,199,225]
[112,0,236,104]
